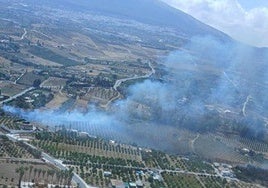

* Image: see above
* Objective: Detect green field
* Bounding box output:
[28,46,80,66]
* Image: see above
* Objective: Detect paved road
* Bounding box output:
[43,153,95,188]
[113,61,155,91]
[5,133,242,186]
[5,134,95,188]
[0,87,34,105]
[103,61,155,108]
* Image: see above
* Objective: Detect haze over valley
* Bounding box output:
[0,0,268,187]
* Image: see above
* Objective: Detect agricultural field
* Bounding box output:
[72,98,90,112]
[0,159,74,187]
[0,134,74,187]
[44,92,69,110]
[0,57,31,82]
[0,81,27,97]
[162,172,203,188]
[0,114,27,130]
[142,150,215,174]
[194,134,249,164]
[0,136,35,158]
[30,131,150,187]
[82,87,119,105]
[161,172,262,188]
[17,71,46,86]
[32,131,143,162]
[0,1,268,188]
[28,46,81,67]
[68,164,150,187]
[192,133,268,167]
[23,52,63,67]
[7,88,54,109]
[29,130,264,188]
[40,77,67,91]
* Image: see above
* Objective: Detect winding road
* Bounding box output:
[242,95,252,117]
[113,61,155,91]
[20,28,27,40]
[103,61,155,108]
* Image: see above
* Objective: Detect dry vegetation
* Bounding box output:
[44,92,69,109]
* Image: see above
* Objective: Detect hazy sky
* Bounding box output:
[162,0,268,47]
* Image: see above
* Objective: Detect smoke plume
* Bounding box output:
[3,35,268,152]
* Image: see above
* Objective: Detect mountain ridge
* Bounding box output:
[23,0,231,41]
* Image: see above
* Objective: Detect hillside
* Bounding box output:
[23,0,229,39]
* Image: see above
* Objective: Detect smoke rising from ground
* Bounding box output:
[3,35,268,150]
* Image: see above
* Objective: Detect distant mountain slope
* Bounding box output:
[25,0,230,40]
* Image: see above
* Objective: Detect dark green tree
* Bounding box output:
[33,79,41,87]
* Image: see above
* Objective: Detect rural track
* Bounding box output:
[14,70,26,84]
[190,133,200,153]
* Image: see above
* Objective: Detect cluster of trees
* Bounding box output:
[17,141,41,159]
[0,41,20,53]
[8,89,53,109]
[199,176,227,188]
[0,137,32,158]
[234,165,268,187]
[162,172,202,188]
[33,131,145,169]
[183,157,214,173]
[35,131,141,157]
[227,117,267,142]
[62,152,141,167]
[93,73,115,88]
[142,150,171,169]
[15,166,74,188]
